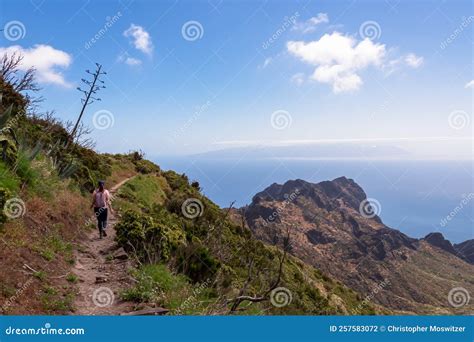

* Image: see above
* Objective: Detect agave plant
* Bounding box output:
[0,104,19,164]
[0,104,13,130]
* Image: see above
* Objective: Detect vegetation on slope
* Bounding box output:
[114,168,376,314]
[0,55,375,315]
[0,57,144,314]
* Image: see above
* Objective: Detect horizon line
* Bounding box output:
[213,136,474,147]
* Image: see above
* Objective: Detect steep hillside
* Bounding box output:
[0,149,138,314]
[0,74,376,315]
[241,177,474,314]
[454,240,474,264]
[111,171,379,315]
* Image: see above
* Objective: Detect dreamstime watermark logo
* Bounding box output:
[270,287,292,308]
[440,193,474,227]
[448,110,470,130]
[92,110,115,130]
[92,287,115,307]
[4,322,85,336]
[181,198,204,219]
[181,21,204,41]
[270,110,292,130]
[262,12,299,50]
[174,278,211,314]
[85,11,123,49]
[448,287,470,308]
[3,197,26,219]
[440,16,474,50]
[353,279,391,314]
[3,20,26,41]
[359,198,381,219]
[359,20,381,41]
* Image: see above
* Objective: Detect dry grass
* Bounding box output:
[0,185,90,314]
[0,155,139,315]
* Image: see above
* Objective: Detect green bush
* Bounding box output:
[115,209,186,263]
[176,239,220,283]
[122,264,189,303]
[122,264,217,313]
[0,187,12,225]
[134,159,160,174]
[15,150,40,186]
[0,161,20,192]
[16,115,112,193]
[118,175,166,209]
[162,171,190,192]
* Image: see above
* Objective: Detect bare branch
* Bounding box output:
[69,63,106,144]
[227,225,291,313]
[1,52,39,93]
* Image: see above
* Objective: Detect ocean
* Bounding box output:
[156,157,473,243]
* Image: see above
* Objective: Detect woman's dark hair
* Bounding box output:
[98,180,105,191]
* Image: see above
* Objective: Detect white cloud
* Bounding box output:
[262,57,272,68]
[118,53,142,66]
[290,72,305,86]
[292,13,329,34]
[382,52,424,76]
[0,44,72,87]
[287,32,386,93]
[465,80,474,88]
[309,13,329,25]
[125,57,142,66]
[123,24,153,55]
[404,53,423,68]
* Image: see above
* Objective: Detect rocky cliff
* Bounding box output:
[239,177,474,314]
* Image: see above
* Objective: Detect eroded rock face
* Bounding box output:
[454,239,474,264]
[240,177,474,314]
[423,232,457,255]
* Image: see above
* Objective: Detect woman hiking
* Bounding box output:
[91,180,114,239]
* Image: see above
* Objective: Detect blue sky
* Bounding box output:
[0,0,472,158]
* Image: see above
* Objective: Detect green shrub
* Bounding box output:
[0,162,19,192]
[33,271,47,281]
[115,209,186,263]
[40,286,74,313]
[0,132,18,166]
[176,240,220,283]
[122,264,216,313]
[162,171,190,192]
[15,150,40,187]
[118,174,166,209]
[122,264,189,303]
[16,115,112,193]
[0,187,12,225]
[134,159,160,174]
[66,274,78,283]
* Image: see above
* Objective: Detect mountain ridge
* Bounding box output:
[237,176,474,314]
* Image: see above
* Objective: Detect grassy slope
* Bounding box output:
[0,116,378,316]
[0,156,88,314]
[0,153,138,314]
[0,148,378,315]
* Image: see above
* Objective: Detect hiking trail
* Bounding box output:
[72,177,136,315]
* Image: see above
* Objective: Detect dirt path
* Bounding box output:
[72,177,136,315]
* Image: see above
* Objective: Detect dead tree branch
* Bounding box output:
[69,63,106,145]
[227,226,291,313]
